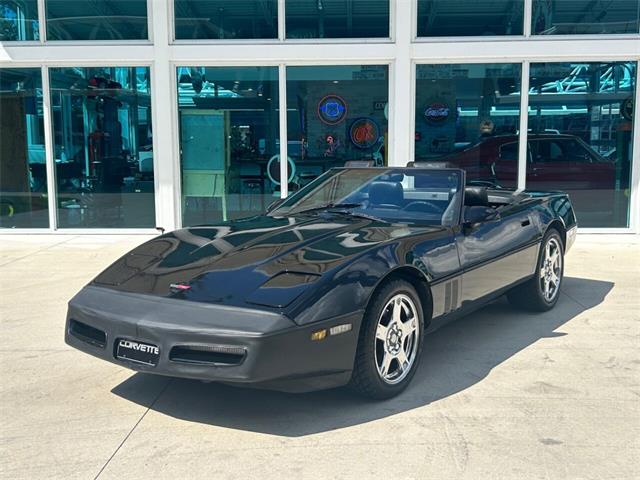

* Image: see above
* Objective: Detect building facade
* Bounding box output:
[1,0,638,234]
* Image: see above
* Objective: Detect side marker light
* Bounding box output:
[310,329,327,341]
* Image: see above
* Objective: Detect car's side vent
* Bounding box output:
[169,345,246,366]
[444,279,460,314]
[69,319,106,348]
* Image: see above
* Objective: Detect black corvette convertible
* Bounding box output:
[66,167,577,399]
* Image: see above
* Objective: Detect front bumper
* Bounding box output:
[65,286,362,393]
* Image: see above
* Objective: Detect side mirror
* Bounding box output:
[266,198,285,213]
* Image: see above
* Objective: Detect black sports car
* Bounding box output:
[65,167,577,399]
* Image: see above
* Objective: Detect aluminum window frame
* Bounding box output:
[412,0,640,42]
[412,0,529,42]
[40,0,155,44]
[170,0,394,44]
[0,0,43,44]
[409,58,529,192]
[170,59,394,228]
[1,0,639,234]
[45,62,159,232]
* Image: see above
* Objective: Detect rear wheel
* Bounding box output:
[350,279,425,400]
[507,229,564,312]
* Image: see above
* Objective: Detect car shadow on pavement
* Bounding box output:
[112,276,613,437]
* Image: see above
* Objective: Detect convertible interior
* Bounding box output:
[345,174,517,226]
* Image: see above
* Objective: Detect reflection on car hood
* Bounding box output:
[92,214,443,306]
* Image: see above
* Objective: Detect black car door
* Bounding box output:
[455,200,539,306]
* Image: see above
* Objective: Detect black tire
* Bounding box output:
[350,279,425,400]
[507,228,564,312]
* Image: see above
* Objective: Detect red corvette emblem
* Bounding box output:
[169,283,191,291]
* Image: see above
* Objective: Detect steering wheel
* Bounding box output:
[402,201,442,214]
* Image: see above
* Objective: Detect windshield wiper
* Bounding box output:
[291,202,387,222]
[326,209,387,222]
[292,202,363,215]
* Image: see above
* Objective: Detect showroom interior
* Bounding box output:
[0,0,638,233]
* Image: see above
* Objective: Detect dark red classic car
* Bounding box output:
[436,133,615,191]
[435,134,620,226]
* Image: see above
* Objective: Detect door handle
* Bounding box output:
[521,219,530,227]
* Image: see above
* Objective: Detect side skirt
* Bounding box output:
[426,273,534,334]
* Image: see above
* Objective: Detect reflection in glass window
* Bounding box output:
[174,0,277,40]
[532,0,640,35]
[414,64,522,189]
[417,0,524,37]
[286,65,389,194]
[50,67,154,228]
[177,67,279,226]
[0,68,48,228]
[0,0,39,40]
[527,62,636,227]
[46,0,148,40]
[286,0,389,39]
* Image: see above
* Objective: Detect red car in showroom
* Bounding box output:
[436,133,613,187]
[434,134,619,226]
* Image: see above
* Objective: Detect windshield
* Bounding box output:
[271,168,464,226]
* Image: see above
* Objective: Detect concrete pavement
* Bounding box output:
[1,234,638,479]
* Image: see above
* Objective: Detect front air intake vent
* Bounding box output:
[169,345,246,366]
[69,319,106,348]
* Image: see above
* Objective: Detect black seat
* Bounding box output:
[464,186,489,207]
[368,182,404,208]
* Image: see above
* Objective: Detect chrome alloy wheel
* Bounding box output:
[374,294,420,385]
[540,237,562,302]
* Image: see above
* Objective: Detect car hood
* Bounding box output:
[92,214,443,308]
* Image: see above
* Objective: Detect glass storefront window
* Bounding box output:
[415,64,522,189]
[0,68,48,228]
[527,62,636,227]
[417,0,524,37]
[177,66,279,226]
[0,0,39,40]
[532,0,640,35]
[50,67,154,228]
[174,0,277,40]
[285,0,389,39]
[285,65,389,194]
[45,0,148,40]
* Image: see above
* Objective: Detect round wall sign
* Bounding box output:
[318,95,348,125]
[423,102,450,125]
[349,118,380,149]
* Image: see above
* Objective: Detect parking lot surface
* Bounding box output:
[1,234,638,479]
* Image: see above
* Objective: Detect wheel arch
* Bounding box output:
[365,266,434,329]
[546,219,566,248]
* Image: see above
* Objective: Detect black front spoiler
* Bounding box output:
[65,286,363,393]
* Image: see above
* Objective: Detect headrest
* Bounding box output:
[464,186,489,207]
[407,161,455,169]
[368,182,404,207]
[344,160,374,167]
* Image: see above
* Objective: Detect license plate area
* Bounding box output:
[116,338,160,366]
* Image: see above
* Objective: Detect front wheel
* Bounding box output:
[507,228,564,312]
[350,279,425,400]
